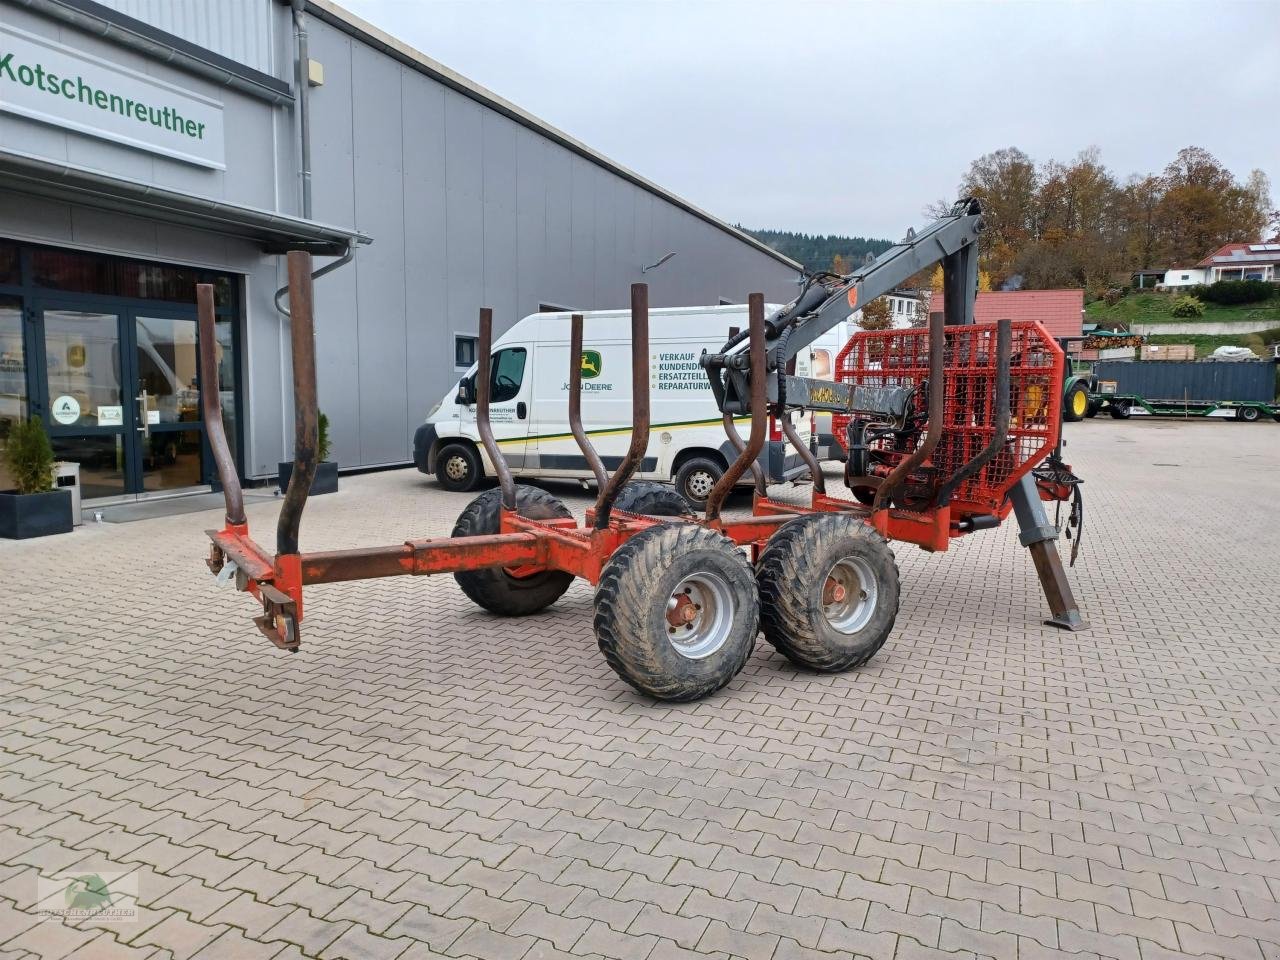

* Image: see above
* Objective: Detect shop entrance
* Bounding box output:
[0,240,241,501]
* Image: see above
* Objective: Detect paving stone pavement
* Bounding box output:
[1,418,1278,960]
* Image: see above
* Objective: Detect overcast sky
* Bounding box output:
[343,0,1279,241]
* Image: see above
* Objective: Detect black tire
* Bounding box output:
[594,524,758,701]
[436,443,483,492]
[1236,406,1261,422]
[452,486,574,615]
[1063,383,1088,422]
[850,486,877,507]
[1085,400,1101,419]
[757,514,900,672]
[673,456,725,510]
[1108,402,1131,420]
[613,481,693,517]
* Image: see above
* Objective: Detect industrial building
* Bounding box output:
[0,0,801,500]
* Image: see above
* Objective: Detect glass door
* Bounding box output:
[36,302,209,499]
[39,303,131,499]
[132,311,205,494]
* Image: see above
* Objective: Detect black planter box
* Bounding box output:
[0,489,74,539]
[278,460,339,496]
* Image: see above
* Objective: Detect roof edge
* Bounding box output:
[305,0,803,274]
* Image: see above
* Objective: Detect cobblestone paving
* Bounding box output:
[1,419,1278,960]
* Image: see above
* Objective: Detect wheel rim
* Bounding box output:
[1072,390,1087,417]
[821,556,877,633]
[665,571,735,659]
[445,455,469,481]
[685,470,716,500]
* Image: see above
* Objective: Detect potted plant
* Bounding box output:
[278,411,339,496]
[0,417,73,539]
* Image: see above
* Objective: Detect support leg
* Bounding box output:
[1009,473,1088,631]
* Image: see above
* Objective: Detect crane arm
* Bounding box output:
[702,198,985,414]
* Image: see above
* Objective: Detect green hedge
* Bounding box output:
[1186,280,1275,305]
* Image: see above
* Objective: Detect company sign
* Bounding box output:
[0,25,224,169]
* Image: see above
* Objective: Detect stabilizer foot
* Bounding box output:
[1044,611,1089,632]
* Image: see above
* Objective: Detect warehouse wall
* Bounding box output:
[298,16,800,470]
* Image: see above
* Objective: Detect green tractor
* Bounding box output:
[1059,337,1101,423]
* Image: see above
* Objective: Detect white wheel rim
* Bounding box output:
[822,556,877,633]
[686,470,715,499]
[665,571,734,659]
[445,456,469,480]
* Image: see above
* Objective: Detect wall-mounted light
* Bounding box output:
[641,252,676,274]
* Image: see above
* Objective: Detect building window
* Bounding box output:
[1181,274,1189,281]
[455,335,478,369]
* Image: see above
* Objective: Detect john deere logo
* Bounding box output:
[580,350,602,380]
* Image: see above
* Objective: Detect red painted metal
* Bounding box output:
[832,320,1065,515]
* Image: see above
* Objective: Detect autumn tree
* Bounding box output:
[950,145,1273,292]
[1156,147,1269,265]
[960,147,1039,285]
[856,297,893,331]
[831,253,849,275]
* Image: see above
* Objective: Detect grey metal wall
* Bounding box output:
[1094,360,1277,403]
[91,0,279,77]
[302,16,800,470]
[1,0,801,476]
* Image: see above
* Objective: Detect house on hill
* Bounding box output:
[1197,243,1280,283]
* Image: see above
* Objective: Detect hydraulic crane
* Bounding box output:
[701,198,1087,631]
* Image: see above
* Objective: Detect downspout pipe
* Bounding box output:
[273,245,356,317]
[291,0,313,220]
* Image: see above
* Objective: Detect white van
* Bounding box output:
[413,304,813,508]
[805,317,859,463]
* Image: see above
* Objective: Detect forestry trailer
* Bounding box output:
[200,198,1087,702]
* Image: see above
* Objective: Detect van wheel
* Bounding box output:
[436,443,482,492]
[674,457,725,511]
[1108,403,1131,420]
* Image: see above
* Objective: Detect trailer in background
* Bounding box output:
[1090,358,1280,422]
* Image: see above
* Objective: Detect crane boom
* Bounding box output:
[702,198,984,414]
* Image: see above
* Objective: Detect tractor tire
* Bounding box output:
[1236,406,1261,422]
[436,442,483,492]
[451,486,574,615]
[1108,402,1131,420]
[757,514,900,672]
[1085,400,1101,419]
[673,457,725,511]
[1063,383,1089,422]
[594,524,758,701]
[612,481,693,518]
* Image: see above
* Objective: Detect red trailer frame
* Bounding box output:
[201,252,1080,658]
